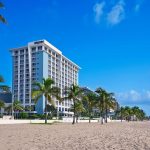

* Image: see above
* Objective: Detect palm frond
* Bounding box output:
[43,78,55,89]
[51,86,61,101]
[0,85,10,92]
[32,90,43,103]
[32,82,43,91]
[0,2,4,8]
[0,100,5,108]
[0,75,4,82]
[0,15,7,24]
[47,95,55,107]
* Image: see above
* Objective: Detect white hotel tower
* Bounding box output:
[10,40,80,116]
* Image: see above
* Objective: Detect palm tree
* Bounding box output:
[0,100,5,117]
[75,101,85,123]
[95,88,107,124]
[83,93,97,123]
[5,104,12,115]
[0,75,9,92]
[13,100,24,119]
[104,93,117,123]
[32,78,61,124]
[0,2,7,24]
[63,84,83,124]
[131,106,146,121]
[0,75,4,82]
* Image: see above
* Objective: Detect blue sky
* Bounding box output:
[0,0,150,115]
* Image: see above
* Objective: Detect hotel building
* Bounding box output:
[10,40,80,116]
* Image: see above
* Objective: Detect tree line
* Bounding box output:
[0,76,147,124]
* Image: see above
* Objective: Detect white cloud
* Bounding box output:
[92,0,144,26]
[93,1,105,24]
[107,0,125,25]
[134,4,140,12]
[116,90,150,105]
[134,0,144,13]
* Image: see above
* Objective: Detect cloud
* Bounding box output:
[134,0,144,12]
[92,0,144,26]
[134,4,140,12]
[116,90,150,105]
[107,0,125,25]
[93,1,105,24]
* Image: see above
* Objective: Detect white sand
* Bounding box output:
[0,122,150,150]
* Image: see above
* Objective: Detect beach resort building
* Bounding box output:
[10,40,80,116]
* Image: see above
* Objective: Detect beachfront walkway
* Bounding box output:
[0,122,150,150]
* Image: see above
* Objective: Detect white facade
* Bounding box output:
[10,40,80,116]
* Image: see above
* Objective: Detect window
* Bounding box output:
[32,47,36,52]
[38,46,42,50]
[59,107,61,111]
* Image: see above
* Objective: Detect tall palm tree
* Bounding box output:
[0,100,5,116]
[104,93,117,123]
[0,2,7,24]
[63,84,83,124]
[119,106,125,122]
[32,78,61,124]
[83,93,97,123]
[95,88,107,124]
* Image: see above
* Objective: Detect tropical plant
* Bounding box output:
[46,104,57,119]
[95,88,107,124]
[0,75,9,92]
[70,100,85,123]
[5,104,12,115]
[131,106,146,121]
[63,84,83,124]
[32,78,61,124]
[0,100,5,116]
[0,2,7,24]
[13,100,24,119]
[83,93,97,123]
[104,93,117,123]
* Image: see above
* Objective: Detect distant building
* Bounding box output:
[0,92,12,104]
[0,92,12,114]
[10,40,80,116]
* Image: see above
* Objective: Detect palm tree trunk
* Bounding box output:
[72,112,75,124]
[105,108,108,123]
[101,106,104,125]
[72,100,75,124]
[45,97,48,124]
[89,110,91,123]
[121,112,123,122]
[0,107,2,117]
[76,114,78,123]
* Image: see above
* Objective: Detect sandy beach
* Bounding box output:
[0,122,150,150]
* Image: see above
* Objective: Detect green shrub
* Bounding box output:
[19,112,29,119]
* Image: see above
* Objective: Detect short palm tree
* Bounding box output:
[32,78,61,124]
[83,93,97,123]
[0,2,7,24]
[0,100,5,116]
[13,100,24,119]
[5,104,12,115]
[63,84,83,124]
[72,100,84,123]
